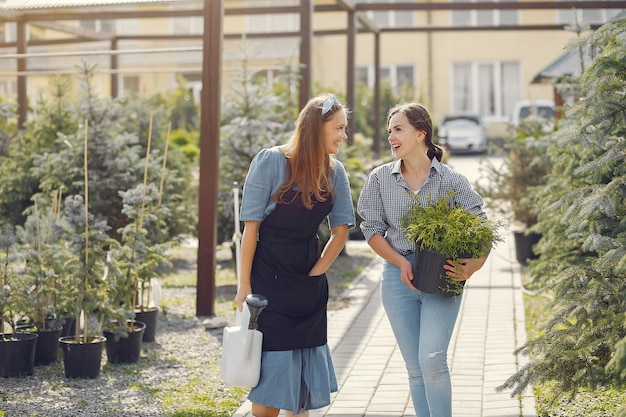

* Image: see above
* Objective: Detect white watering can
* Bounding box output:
[220,293,269,387]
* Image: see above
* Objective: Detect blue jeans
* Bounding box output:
[380,254,462,417]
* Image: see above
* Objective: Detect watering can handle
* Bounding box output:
[245,294,268,331]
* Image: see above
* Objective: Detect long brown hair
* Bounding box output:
[274,93,343,209]
[387,102,444,162]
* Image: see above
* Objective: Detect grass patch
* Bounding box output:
[160,376,249,417]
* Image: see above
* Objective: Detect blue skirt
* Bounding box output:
[248,344,338,414]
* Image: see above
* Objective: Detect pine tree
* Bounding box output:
[500,17,626,397]
[217,48,297,243]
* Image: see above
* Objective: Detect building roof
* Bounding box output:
[530,44,593,84]
[531,11,626,84]
[0,0,190,10]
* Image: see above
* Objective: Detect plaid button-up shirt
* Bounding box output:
[357,157,485,255]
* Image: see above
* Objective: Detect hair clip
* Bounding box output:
[321,95,338,116]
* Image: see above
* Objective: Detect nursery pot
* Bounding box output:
[0,332,38,377]
[59,335,106,379]
[60,316,77,338]
[103,320,146,364]
[17,325,63,365]
[134,307,158,342]
[412,247,467,297]
[513,231,541,265]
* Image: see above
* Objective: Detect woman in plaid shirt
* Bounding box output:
[357,102,489,417]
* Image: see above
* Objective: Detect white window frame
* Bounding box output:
[360,0,415,28]
[120,75,140,97]
[450,60,521,121]
[450,0,520,26]
[556,2,622,25]
[171,16,203,35]
[79,19,117,34]
[356,64,415,93]
[2,22,31,43]
[0,79,17,98]
[245,0,299,33]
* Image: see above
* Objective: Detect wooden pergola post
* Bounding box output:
[298,0,313,109]
[196,0,223,317]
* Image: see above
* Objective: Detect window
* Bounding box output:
[355,67,369,85]
[452,61,520,119]
[246,0,299,33]
[451,0,519,26]
[80,19,116,33]
[1,22,29,42]
[556,1,622,25]
[0,80,17,98]
[118,19,139,36]
[355,65,415,93]
[121,76,140,97]
[172,17,203,35]
[359,0,414,28]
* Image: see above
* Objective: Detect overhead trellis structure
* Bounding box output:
[0,0,624,316]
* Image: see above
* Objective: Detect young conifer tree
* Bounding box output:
[500,16,626,398]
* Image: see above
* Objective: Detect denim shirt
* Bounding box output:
[357,157,485,255]
[240,146,356,230]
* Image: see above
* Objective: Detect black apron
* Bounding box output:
[251,189,333,351]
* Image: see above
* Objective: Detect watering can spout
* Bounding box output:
[245,294,268,331]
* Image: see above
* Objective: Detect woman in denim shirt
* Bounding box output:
[235,93,355,417]
[357,102,488,417]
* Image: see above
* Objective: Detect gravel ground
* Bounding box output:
[0,310,225,417]
[0,240,375,417]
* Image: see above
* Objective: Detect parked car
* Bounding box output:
[438,113,487,154]
[511,99,555,127]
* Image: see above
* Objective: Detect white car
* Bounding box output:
[511,99,555,127]
[438,114,487,154]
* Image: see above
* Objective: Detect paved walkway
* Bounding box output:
[233,233,537,417]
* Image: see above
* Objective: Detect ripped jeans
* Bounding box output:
[380,254,462,417]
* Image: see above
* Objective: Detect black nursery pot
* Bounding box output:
[134,307,158,342]
[59,336,106,379]
[103,320,146,364]
[513,231,541,266]
[411,247,466,297]
[0,332,39,377]
[34,327,63,365]
[17,325,63,365]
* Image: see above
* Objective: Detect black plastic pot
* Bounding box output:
[103,320,146,363]
[134,307,158,342]
[0,332,38,377]
[17,325,62,365]
[60,317,77,338]
[513,231,541,265]
[59,335,106,379]
[412,247,466,297]
[34,327,63,365]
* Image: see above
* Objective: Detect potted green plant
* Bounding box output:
[103,182,170,362]
[475,118,552,264]
[401,191,505,296]
[0,224,39,377]
[16,197,66,366]
[56,194,118,378]
[111,182,171,345]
